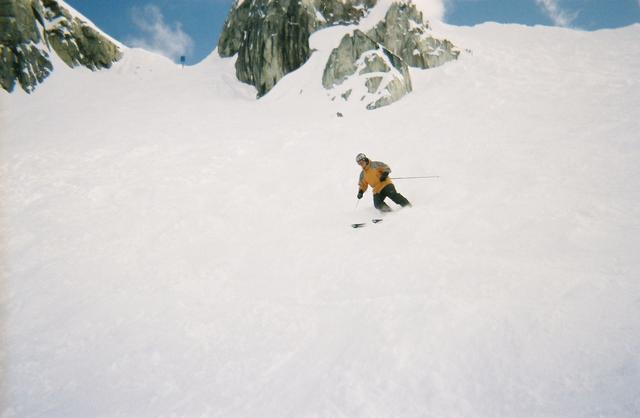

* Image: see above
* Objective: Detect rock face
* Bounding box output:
[0,0,122,93]
[322,1,459,109]
[1,0,51,93]
[218,0,376,97]
[218,0,460,109]
[322,30,412,110]
[367,2,459,69]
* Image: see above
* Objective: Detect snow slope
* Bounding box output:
[1,19,640,417]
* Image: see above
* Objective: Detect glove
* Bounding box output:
[380,172,389,182]
[357,191,363,199]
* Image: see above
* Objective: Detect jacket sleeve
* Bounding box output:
[358,171,368,193]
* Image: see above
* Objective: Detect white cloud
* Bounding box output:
[127,5,194,62]
[411,0,448,22]
[535,0,578,27]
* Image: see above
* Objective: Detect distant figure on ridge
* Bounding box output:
[356,153,411,212]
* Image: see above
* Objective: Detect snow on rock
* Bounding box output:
[0,0,123,93]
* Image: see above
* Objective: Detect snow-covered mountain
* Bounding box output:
[0,0,122,93]
[2,0,459,109]
[1,1,640,416]
[217,0,458,106]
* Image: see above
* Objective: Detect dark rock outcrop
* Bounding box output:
[323,30,412,110]
[367,2,459,69]
[218,0,460,108]
[1,0,52,92]
[218,0,376,97]
[322,1,459,109]
[1,0,122,93]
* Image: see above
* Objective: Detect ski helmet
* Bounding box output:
[356,153,367,163]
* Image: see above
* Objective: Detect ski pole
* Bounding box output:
[391,176,440,180]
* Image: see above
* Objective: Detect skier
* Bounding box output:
[356,153,411,212]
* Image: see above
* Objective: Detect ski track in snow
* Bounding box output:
[1,20,640,417]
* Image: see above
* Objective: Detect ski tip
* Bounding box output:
[351,223,366,228]
[371,218,383,223]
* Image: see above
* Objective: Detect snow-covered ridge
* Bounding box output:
[0,0,123,93]
[218,0,458,108]
[56,0,126,49]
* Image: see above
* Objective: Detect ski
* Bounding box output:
[351,219,384,228]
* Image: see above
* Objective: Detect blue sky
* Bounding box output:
[65,0,640,64]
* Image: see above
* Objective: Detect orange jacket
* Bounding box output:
[358,160,392,194]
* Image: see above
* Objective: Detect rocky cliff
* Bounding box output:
[0,0,122,93]
[219,0,460,109]
[322,2,459,109]
[322,30,412,110]
[367,2,459,69]
[218,0,376,97]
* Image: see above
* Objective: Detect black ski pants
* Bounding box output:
[373,184,411,212]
